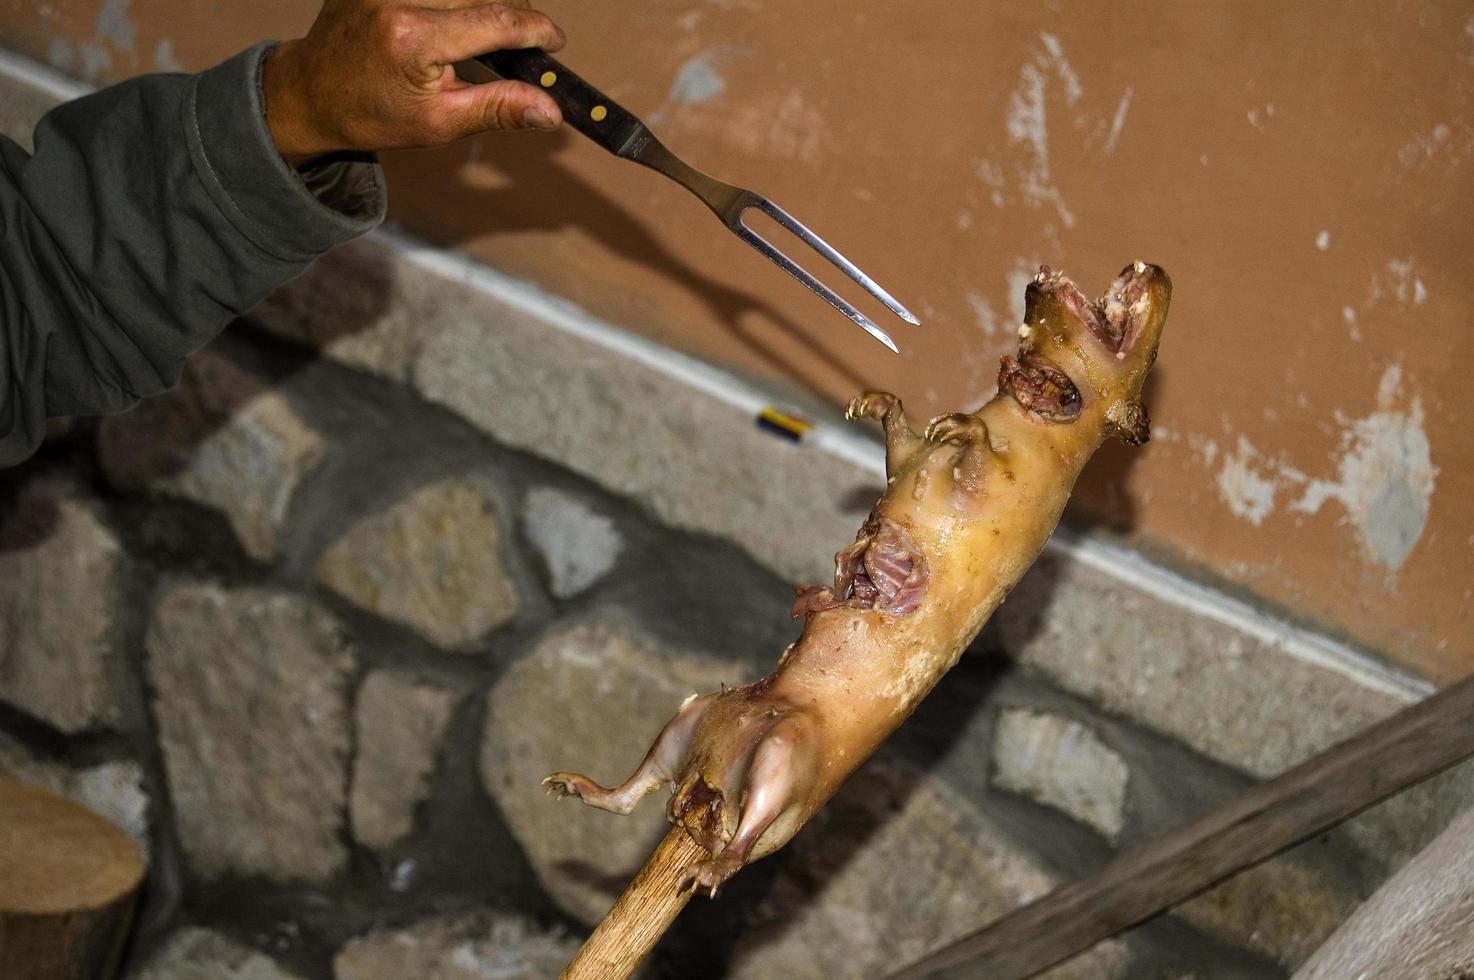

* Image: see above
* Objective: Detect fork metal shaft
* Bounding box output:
[478,47,918,349]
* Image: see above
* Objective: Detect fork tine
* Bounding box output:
[734,224,900,353]
[751,197,920,326]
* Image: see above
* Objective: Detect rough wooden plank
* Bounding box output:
[888,673,1474,980]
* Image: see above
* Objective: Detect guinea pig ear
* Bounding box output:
[1106,261,1173,360]
[1022,264,1115,347]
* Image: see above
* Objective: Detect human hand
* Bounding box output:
[262,0,566,166]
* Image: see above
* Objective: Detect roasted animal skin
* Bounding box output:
[544,263,1172,895]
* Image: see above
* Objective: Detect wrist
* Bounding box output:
[262,41,327,167]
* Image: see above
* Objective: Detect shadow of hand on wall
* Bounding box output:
[87,237,404,507]
[383,131,875,397]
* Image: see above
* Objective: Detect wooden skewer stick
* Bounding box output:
[561,826,710,979]
[887,671,1474,980]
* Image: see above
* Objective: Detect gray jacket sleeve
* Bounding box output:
[0,41,387,466]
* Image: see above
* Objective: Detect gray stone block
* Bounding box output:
[332,910,579,980]
[991,707,1129,840]
[407,267,873,588]
[729,759,1129,980]
[998,548,1407,783]
[147,582,354,883]
[349,670,460,850]
[480,612,742,924]
[998,545,1474,879]
[522,487,623,599]
[314,476,519,650]
[133,928,305,980]
[0,481,124,732]
[1177,856,1358,969]
[99,350,325,562]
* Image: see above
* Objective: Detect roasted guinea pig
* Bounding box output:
[544,262,1172,895]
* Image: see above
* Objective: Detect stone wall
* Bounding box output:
[3,49,1474,980]
[0,244,1463,980]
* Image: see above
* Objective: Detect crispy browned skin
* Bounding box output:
[544,262,1173,895]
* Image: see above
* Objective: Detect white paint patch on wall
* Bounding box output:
[1203,368,1435,573]
[1293,365,1437,571]
[669,50,729,105]
[1316,230,1330,251]
[975,158,1007,208]
[95,0,135,51]
[79,44,111,81]
[47,38,74,72]
[1342,257,1428,340]
[1378,258,1427,306]
[1397,122,1461,168]
[650,45,749,125]
[1103,86,1133,155]
[154,38,184,73]
[1216,437,1278,526]
[1002,34,1079,228]
[965,291,1000,338]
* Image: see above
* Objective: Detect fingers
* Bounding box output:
[433,77,562,138]
[425,2,565,63]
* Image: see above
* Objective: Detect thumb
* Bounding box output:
[436,79,562,138]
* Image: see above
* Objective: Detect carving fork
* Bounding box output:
[477,49,920,352]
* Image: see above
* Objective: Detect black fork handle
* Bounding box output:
[476,48,648,158]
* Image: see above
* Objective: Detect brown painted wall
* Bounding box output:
[4,2,1470,679]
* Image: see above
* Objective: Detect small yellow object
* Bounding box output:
[591,105,609,122]
[756,406,812,441]
[539,71,557,87]
[1018,323,1032,339]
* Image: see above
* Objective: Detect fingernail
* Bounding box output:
[524,106,558,131]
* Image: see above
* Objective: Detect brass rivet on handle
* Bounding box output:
[539,71,557,87]
[590,105,608,122]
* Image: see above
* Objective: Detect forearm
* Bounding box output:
[0,43,385,464]
[1,0,569,468]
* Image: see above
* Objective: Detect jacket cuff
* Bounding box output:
[183,41,387,262]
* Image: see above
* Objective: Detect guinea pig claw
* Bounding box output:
[680,854,741,900]
[924,413,987,446]
[541,772,585,801]
[845,390,896,421]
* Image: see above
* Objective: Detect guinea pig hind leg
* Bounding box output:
[543,692,716,815]
[680,714,814,898]
[846,391,922,477]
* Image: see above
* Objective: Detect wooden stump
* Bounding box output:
[0,777,146,980]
